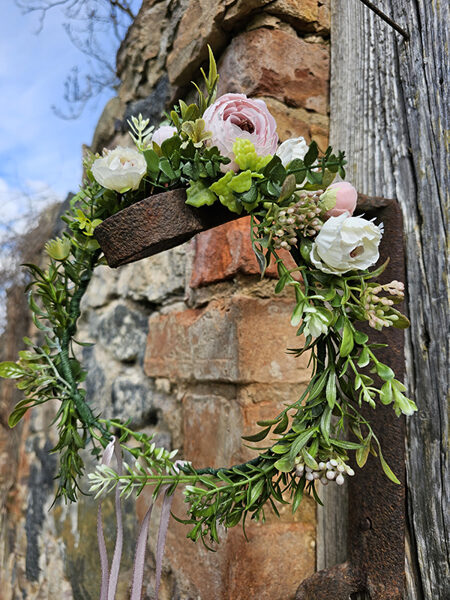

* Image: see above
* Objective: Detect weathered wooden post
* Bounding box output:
[312,1,449,599]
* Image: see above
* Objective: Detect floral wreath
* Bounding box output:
[0,49,416,596]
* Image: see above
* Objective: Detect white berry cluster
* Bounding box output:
[264,190,324,250]
[362,280,404,330]
[294,456,355,486]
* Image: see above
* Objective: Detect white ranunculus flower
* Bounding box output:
[91,146,147,193]
[275,136,309,167]
[310,212,382,274]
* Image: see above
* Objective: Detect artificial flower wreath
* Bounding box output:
[0,49,415,595]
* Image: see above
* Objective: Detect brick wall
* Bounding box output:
[0,1,330,598]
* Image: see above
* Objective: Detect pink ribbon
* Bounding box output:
[97,443,182,600]
[97,437,123,600]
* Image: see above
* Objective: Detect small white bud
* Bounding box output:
[313,472,320,479]
[305,472,314,481]
[330,459,338,467]
[318,462,326,470]
[346,467,355,477]
[305,466,312,473]
[326,470,336,480]
[336,474,345,486]
[337,464,345,473]
[320,477,329,485]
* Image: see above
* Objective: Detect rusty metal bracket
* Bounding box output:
[94,191,406,599]
[94,190,389,268]
[296,198,406,600]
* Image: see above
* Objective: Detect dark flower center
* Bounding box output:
[350,245,364,258]
[238,118,255,133]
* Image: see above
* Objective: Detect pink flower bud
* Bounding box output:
[320,182,358,218]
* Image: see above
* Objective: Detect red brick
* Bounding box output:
[144,296,312,384]
[190,217,297,288]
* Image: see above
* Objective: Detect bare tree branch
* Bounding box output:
[15,0,139,118]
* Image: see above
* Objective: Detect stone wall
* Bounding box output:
[0,1,331,598]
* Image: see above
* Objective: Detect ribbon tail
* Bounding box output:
[107,440,124,600]
[130,500,154,600]
[97,502,109,600]
[154,487,175,599]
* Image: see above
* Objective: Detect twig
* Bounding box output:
[357,0,410,40]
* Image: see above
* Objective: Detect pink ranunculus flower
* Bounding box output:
[320,181,358,218]
[203,93,278,171]
[152,125,177,146]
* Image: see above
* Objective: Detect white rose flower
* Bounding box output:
[310,212,382,274]
[92,146,147,193]
[275,136,309,167]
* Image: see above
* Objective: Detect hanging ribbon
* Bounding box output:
[97,441,184,600]
[97,437,124,600]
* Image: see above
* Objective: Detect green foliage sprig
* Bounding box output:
[0,49,415,546]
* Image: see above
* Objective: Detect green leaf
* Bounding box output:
[292,478,306,513]
[273,412,289,434]
[8,406,29,427]
[356,443,370,468]
[376,362,395,381]
[301,448,319,470]
[289,429,317,460]
[340,322,354,357]
[241,426,271,442]
[357,347,370,368]
[325,370,336,408]
[0,362,24,379]
[274,455,295,473]
[271,443,291,454]
[303,141,319,167]
[275,273,288,294]
[143,149,160,177]
[185,180,217,207]
[331,439,362,450]
[353,330,369,345]
[159,157,177,179]
[247,479,265,508]
[160,134,181,157]
[320,405,332,444]
[379,451,401,484]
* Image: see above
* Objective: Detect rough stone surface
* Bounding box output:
[263,96,329,147]
[145,295,312,384]
[266,0,330,33]
[166,0,229,86]
[218,28,329,114]
[116,245,188,304]
[96,301,148,363]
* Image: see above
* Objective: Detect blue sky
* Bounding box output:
[0,1,141,330]
[0,2,136,229]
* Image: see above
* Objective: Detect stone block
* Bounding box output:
[263,97,329,147]
[145,296,311,384]
[167,0,228,86]
[225,516,315,599]
[182,392,242,468]
[218,28,329,114]
[266,0,330,33]
[96,301,148,362]
[190,217,297,288]
[116,244,188,304]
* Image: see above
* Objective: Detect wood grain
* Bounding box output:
[325,1,449,598]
